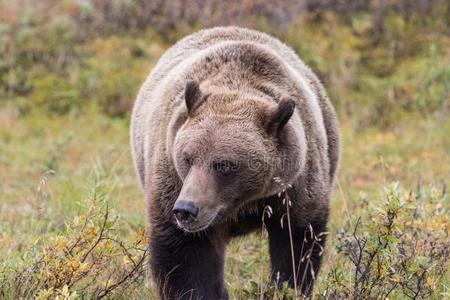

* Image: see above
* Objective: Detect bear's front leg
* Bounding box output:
[266,214,327,297]
[149,222,228,300]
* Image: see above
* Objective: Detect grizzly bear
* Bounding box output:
[131,27,340,299]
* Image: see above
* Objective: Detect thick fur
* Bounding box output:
[131,26,340,299]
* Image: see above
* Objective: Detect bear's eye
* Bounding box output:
[183,156,194,167]
[213,160,237,177]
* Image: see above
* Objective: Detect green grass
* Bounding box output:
[1,108,448,298]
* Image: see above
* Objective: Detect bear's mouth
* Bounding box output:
[178,222,211,233]
[175,208,221,233]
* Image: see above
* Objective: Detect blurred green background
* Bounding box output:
[1,0,449,125]
[0,1,449,299]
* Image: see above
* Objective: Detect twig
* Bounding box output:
[81,205,109,263]
[96,247,149,299]
[284,190,298,298]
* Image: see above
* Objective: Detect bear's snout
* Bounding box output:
[173,200,198,224]
[172,166,224,232]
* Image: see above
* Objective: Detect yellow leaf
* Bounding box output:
[427,277,436,290]
[123,255,132,265]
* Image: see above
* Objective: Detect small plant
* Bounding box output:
[0,176,149,299]
[320,183,449,299]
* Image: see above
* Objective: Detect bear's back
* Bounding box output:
[149,27,314,93]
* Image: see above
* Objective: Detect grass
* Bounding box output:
[0,107,448,298]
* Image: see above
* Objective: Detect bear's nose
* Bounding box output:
[173,200,198,224]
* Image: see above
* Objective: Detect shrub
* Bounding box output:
[0,175,149,299]
[320,183,449,299]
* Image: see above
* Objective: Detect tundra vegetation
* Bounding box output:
[0,1,449,299]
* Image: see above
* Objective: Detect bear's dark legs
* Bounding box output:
[266,216,327,297]
[149,222,228,300]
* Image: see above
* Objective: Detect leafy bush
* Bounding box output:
[231,182,449,299]
[0,175,150,299]
[320,183,449,299]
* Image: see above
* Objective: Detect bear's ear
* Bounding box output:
[267,98,296,135]
[185,80,205,116]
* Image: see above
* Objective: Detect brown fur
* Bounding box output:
[131,26,340,299]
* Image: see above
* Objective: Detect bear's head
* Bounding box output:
[168,80,306,232]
